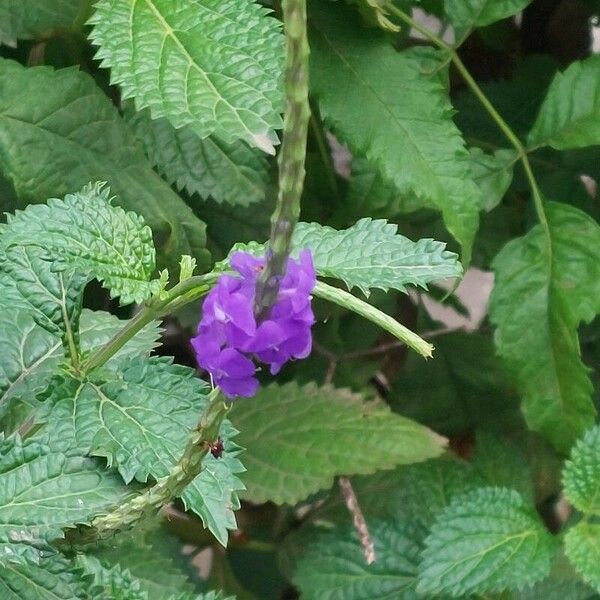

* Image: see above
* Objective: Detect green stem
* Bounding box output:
[59,274,80,372]
[313,281,433,358]
[385,4,551,243]
[81,273,219,373]
[255,0,310,317]
[57,389,230,551]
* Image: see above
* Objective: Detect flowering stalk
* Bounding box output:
[255,0,310,318]
[57,389,229,551]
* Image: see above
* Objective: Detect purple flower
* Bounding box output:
[191,250,316,398]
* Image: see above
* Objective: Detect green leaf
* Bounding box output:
[471,431,534,502]
[518,575,599,600]
[0,542,87,600]
[76,309,162,371]
[565,522,600,593]
[0,245,86,340]
[391,332,518,436]
[309,3,481,261]
[77,554,234,600]
[127,107,269,206]
[229,382,446,505]
[2,183,159,305]
[0,58,209,271]
[418,487,557,596]
[79,556,147,600]
[562,425,600,515]
[529,56,600,150]
[444,0,533,34]
[0,304,64,416]
[396,455,483,526]
[42,357,244,546]
[468,148,516,212]
[89,0,284,150]
[292,219,462,295]
[333,158,427,221]
[0,307,160,424]
[293,519,426,600]
[90,523,196,600]
[0,435,133,543]
[0,0,91,46]
[455,55,558,146]
[489,202,600,452]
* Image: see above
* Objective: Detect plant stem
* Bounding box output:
[59,274,80,372]
[81,273,219,373]
[313,281,433,358]
[338,476,376,564]
[57,388,229,551]
[255,0,310,317]
[385,4,551,243]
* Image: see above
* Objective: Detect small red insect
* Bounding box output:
[208,437,224,459]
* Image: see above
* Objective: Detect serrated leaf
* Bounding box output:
[518,576,599,600]
[127,107,269,206]
[89,0,284,149]
[0,245,87,340]
[0,307,160,425]
[469,148,516,212]
[418,487,557,596]
[90,524,195,600]
[79,556,147,600]
[489,202,600,452]
[229,382,446,505]
[0,435,133,543]
[0,0,92,46]
[42,357,244,546]
[80,551,231,600]
[562,425,600,515]
[445,0,533,35]
[0,305,64,416]
[2,183,159,305]
[0,542,87,599]
[0,58,209,271]
[77,310,162,371]
[565,522,600,593]
[292,219,462,295]
[293,519,426,600]
[471,432,534,502]
[309,3,481,261]
[396,455,483,526]
[529,56,600,150]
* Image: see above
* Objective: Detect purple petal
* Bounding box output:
[213,347,256,378]
[231,252,264,279]
[218,374,259,398]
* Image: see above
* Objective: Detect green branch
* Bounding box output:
[313,281,433,358]
[81,272,219,374]
[385,4,551,244]
[57,388,230,551]
[255,0,311,317]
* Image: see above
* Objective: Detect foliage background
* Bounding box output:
[1,0,600,598]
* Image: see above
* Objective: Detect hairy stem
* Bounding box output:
[255,0,310,317]
[57,389,229,551]
[313,281,433,358]
[385,4,551,245]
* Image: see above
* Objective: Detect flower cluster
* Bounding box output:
[192,250,316,398]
